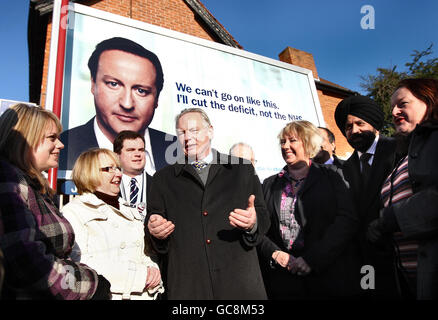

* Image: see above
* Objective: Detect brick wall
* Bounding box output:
[317,91,353,159]
[279,46,353,159]
[279,47,319,80]
[39,0,220,108]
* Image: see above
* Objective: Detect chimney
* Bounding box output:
[279,47,319,80]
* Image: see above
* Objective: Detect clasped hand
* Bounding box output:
[273,251,311,276]
[147,214,175,240]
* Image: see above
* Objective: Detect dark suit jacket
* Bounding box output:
[59,117,177,171]
[146,150,270,300]
[342,135,399,297]
[333,155,345,168]
[258,163,361,299]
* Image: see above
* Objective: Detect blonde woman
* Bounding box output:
[0,104,110,300]
[258,120,361,299]
[62,148,163,300]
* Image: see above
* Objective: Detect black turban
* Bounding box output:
[334,95,384,136]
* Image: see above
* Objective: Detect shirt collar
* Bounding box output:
[190,150,213,165]
[324,156,334,165]
[122,172,143,185]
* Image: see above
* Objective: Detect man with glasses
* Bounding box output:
[146,108,270,299]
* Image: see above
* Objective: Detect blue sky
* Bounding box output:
[0,0,437,102]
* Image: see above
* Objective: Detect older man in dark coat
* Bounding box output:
[335,95,400,299]
[146,108,269,300]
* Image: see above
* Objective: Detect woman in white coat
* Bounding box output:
[62,148,163,300]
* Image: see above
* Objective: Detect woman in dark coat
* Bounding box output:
[258,120,361,299]
[367,78,438,300]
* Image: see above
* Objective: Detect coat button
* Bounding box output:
[206,239,211,244]
[120,242,126,249]
[203,211,208,216]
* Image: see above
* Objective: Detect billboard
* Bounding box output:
[0,99,37,116]
[54,3,324,185]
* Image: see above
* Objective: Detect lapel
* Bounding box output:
[204,150,227,188]
[361,136,394,208]
[146,173,152,198]
[271,174,284,222]
[294,164,322,227]
[297,163,320,196]
[173,150,228,189]
[174,162,205,188]
[343,152,362,202]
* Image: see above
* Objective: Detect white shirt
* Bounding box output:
[357,133,379,170]
[94,118,156,175]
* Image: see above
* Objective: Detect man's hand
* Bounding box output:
[229,195,257,231]
[147,214,175,240]
[145,266,161,290]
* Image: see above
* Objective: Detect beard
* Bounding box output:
[347,130,376,153]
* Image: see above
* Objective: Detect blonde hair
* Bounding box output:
[72,148,120,195]
[0,104,62,194]
[278,120,323,158]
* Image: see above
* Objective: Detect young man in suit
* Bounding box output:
[113,130,152,220]
[59,37,176,176]
[146,108,269,299]
[335,95,399,299]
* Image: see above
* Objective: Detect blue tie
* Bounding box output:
[130,178,139,205]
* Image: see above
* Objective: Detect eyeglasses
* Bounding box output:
[100,166,122,173]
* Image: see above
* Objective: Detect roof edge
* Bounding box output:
[30,0,242,49]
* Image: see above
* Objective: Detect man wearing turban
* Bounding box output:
[335,95,399,299]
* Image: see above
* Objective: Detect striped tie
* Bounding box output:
[130,178,139,205]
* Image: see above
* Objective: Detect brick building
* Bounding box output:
[28,0,354,158]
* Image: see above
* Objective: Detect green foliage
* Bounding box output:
[360,44,438,136]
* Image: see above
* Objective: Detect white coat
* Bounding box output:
[61,193,164,300]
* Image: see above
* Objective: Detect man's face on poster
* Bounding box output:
[91,49,159,142]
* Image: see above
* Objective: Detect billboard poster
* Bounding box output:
[56,3,324,190]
